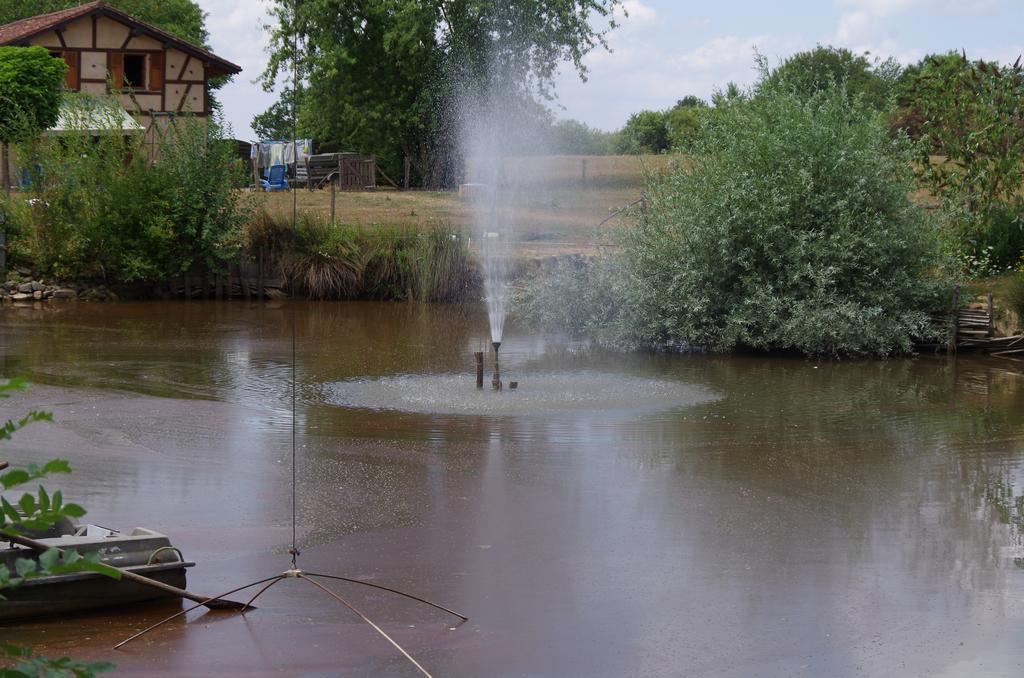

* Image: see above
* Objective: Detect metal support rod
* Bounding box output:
[303,572,468,622]
[330,178,336,224]
[300,574,433,678]
[475,351,484,389]
[242,575,286,612]
[114,575,283,649]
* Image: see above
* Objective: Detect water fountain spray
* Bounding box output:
[460,49,550,395]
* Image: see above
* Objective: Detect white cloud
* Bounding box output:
[838,0,994,15]
[201,0,279,139]
[554,27,805,130]
[675,35,770,70]
[834,0,997,46]
[836,10,870,42]
[620,0,657,24]
[837,0,918,16]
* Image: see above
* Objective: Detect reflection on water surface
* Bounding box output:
[1,301,1024,677]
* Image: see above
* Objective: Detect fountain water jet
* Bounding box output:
[460,64,553,369]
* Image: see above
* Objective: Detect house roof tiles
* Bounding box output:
[0,1,241,77]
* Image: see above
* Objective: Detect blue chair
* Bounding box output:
[260,164,289,192]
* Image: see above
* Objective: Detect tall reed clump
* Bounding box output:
[6,94,249,281]
[516,76,949,357]
[243,211,479,302]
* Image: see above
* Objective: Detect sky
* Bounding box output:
[203,0,1024,139]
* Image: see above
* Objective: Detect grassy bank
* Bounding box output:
[242,213,479,302]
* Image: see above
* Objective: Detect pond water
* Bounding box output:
[2,301,1024,677]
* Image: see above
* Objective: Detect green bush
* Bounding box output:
[514,255,637,345]
[12,94,248,281]
[1008,274,1024,326]
[517,81,947,357]
[0,46,66,143]
[970,207,1024,273]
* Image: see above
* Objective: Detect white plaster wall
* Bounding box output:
[80,51,107,80]
[62,18,91,48]
[95,16,129,49]
[29,32,61,48]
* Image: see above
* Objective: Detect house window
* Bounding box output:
[123,54,147,89]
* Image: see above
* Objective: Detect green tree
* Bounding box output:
[759,45,901,110]
[900,53,1024,216]
[0,46,65,195]
[665,97,708,150]
[549,118,616,155]
[615,109,669,154]
[251,95,294,141]
[897,52,1024,268]
[260,0,622,187]
[675,95,708,109]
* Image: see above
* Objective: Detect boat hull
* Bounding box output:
[1,526,194,621]
[0,561,194,621]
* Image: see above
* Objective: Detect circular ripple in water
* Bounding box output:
[324,371,716,415]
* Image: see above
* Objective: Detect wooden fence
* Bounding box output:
[303,153,377,191]
[155,250,285,300]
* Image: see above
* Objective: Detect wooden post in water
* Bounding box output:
[241,254,251,300]
[949,285,960,354]
[0,229,6,279]
[475,352,484,389]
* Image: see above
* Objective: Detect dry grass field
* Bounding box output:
[253,153,947,259]
[255,154,674,257]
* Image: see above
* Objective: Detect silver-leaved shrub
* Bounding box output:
[516,80,949,357]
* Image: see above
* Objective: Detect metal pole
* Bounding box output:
[491,342,501,391]
[475,351,484,389]
[331,177,336,223]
